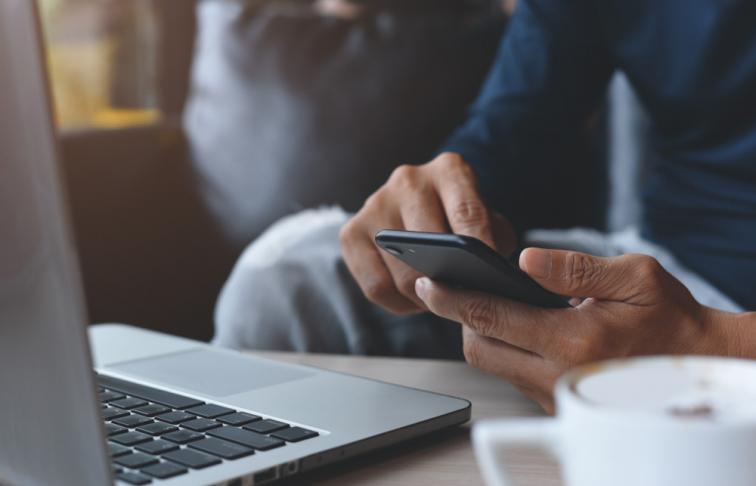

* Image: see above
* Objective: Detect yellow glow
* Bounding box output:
[38,0,161,130]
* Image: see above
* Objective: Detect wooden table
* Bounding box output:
[251,352,562,486]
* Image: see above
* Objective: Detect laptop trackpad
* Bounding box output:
[106,348,313,398]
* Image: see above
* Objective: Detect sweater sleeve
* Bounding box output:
[443,0,614,224]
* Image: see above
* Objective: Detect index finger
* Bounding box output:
[340,221,420,315]
[431,156,495,248]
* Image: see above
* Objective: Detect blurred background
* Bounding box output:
[40,0,160,129]
[38,0,611,342]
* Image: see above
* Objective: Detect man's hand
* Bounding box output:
[415,248,734,413]
[340,152,517,315]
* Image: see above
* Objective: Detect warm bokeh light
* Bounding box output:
[38,0,161,130]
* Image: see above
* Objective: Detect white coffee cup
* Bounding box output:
[473,356,756,486]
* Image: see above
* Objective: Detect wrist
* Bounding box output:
[701,307,756,358]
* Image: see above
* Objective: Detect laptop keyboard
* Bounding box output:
[98,375,319,485]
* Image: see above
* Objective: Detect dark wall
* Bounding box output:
[58,1,219,340]
[61,125,235,341]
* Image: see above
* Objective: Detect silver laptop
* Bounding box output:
[0,2,469,485]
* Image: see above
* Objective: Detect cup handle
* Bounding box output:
[473,419,562,486]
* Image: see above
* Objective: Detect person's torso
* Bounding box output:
[597,0,756,309]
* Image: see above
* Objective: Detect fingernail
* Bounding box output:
[415,277,431,300]
[522,248,552,278]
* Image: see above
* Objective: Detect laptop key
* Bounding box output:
[113,414,154,428]
[137,422,178,436]
[272,426,319,443]
[106,423,127,436]
[162,449,221,469]
[189,437,254,460]
[243,419,289,434]
[116,471,152,485]
[100,390,125,402]
[140,461,188,480]
[156,411,195,424]
[110,431,153,446]
[98,375,204,410]
[102,407,130,420]
[111,397,148,410]
[162,430,204,444]
[208,427,285,451]
[133,404,171,417]
[217,412,260,426]
[136,439,179,455]
[181,418,222,432]
[108,442,131,457]
[185,403,235,418]
[114,452,159,469]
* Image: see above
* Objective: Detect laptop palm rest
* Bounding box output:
[106,348,314,398]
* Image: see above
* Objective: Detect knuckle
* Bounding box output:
[634,255,665,284]
[444,153,475,178]
[461,297,500,336]
[388,164,417,187]
[564,252,602,292]
[435,152,465,169]
[435,153,476,181]
[449,199,488,228]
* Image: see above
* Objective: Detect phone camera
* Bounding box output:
[384,246,404,256]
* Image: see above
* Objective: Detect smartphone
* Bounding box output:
[374,229,570,309]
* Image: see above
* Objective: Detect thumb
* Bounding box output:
[519,248,635,301]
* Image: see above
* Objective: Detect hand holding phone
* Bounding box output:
[375,230,570,308]
[340,153,517,315]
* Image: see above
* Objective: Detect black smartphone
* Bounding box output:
[374,229,570,309]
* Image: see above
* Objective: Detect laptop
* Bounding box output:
[0,2,470,485]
